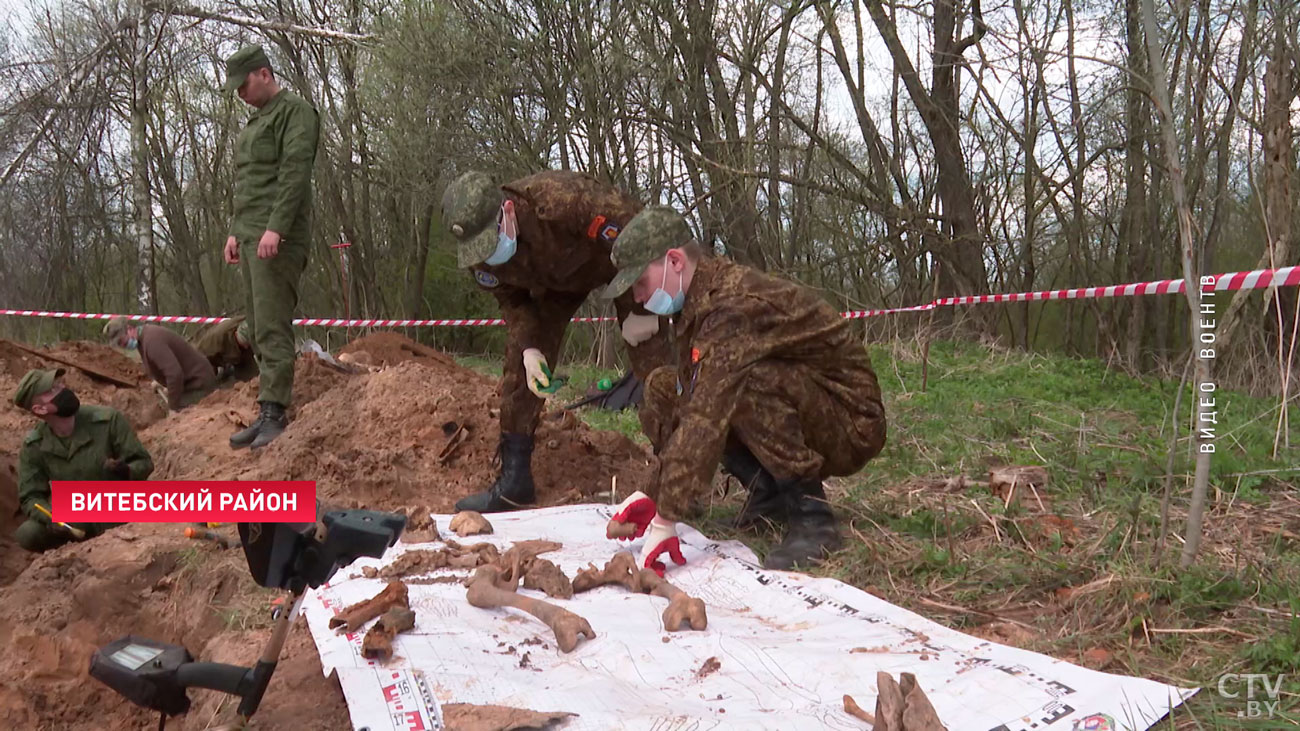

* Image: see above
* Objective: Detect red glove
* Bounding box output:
[640,516,686,577]
[610,491,657,540]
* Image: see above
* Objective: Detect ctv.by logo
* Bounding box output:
[1218,673,1284,719]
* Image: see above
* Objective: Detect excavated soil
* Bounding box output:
[0,333,655,729]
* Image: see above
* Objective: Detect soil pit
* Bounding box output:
[0,332,655,729]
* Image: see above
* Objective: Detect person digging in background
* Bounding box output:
[192,316,258,383]
[104,316,217,412]
[11,368,154,553]
[220,44,321,450]
[440,169,672,513]
[600,206,887,573]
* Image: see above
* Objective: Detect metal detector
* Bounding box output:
[89,508,407,730]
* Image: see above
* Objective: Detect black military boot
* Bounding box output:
[229,402,269,449]
[455,433,536,512]
[762,479,843,570]
[721,444,787,529]
[249,402,288,450]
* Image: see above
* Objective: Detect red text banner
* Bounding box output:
[51,480,317,523]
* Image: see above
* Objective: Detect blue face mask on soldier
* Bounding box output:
[483,200,519,266]
[644,254,685,316]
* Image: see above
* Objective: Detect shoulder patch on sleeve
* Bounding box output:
[474,269,500,289]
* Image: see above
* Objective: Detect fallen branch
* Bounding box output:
[466,565,595,653]
[2,339,137,388]
[330,580,409,632]
[1147,626,1257,639]
[573,552,707,631]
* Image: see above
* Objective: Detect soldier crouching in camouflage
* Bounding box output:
[601,206,887,572]
[11,368,154,552]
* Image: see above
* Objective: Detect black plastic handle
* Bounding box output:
[175,662,251,696]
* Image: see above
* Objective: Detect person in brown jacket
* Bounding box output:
[105,317,218,411]
[440,169,672,512]
[600,206,887,573]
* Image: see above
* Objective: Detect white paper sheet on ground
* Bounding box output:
[302,504,1197,731]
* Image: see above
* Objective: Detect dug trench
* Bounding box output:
[0,333,654,729]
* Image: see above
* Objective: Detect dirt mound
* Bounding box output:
[146,351,652,512]
[0,333,655,729]
[339,331,457,368]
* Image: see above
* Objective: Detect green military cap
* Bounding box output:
[224,45,273,93]
[442,171,505,269]
[13,367,65,410]
[103,316,129,341]
[599,205,693,299]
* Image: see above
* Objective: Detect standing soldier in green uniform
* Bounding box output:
[221,44,321,450]
[192,316,257,383]
[601,206,887,573]
[440,170,671,513]
[11,368,154,553]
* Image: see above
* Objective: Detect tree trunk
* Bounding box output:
[1122,0,1149,369]
[131,6,156,313]
[1141,0,1215,569]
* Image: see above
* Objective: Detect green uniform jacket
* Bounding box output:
[16,405,154,522]
[229,89,320,242]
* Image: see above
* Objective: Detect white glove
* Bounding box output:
[522,348,551,397]
[621,313,660,346]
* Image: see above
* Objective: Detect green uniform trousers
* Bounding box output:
[238,238,309,407]
[15,520,119,553]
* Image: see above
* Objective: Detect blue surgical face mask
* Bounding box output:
[483,200,518,266]
[126,337,137,350]
[644,255,685,315]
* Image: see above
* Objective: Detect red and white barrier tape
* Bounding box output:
[3,265,1297,328]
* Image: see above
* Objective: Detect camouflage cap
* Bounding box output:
[13,367,65,410]
[599,206,693,299]
[224,45,273,93]
[442,171,505,269]
[103,316,129,341]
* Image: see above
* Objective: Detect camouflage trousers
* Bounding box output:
[239,237,309,407]
[639,361,886,517]
[15,520,117,553]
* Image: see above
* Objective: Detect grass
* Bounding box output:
[460,338,1300,728]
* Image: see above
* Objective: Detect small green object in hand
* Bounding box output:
[597,378,613,391]
[536,363,566,394]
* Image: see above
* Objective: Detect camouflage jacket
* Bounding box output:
[467,170,645,349]
[655,256,885,501]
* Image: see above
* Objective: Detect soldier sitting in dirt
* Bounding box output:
[104,316,218,412]
[11,368,154,553]
[600,206,888,573]
[191,316,258,383]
